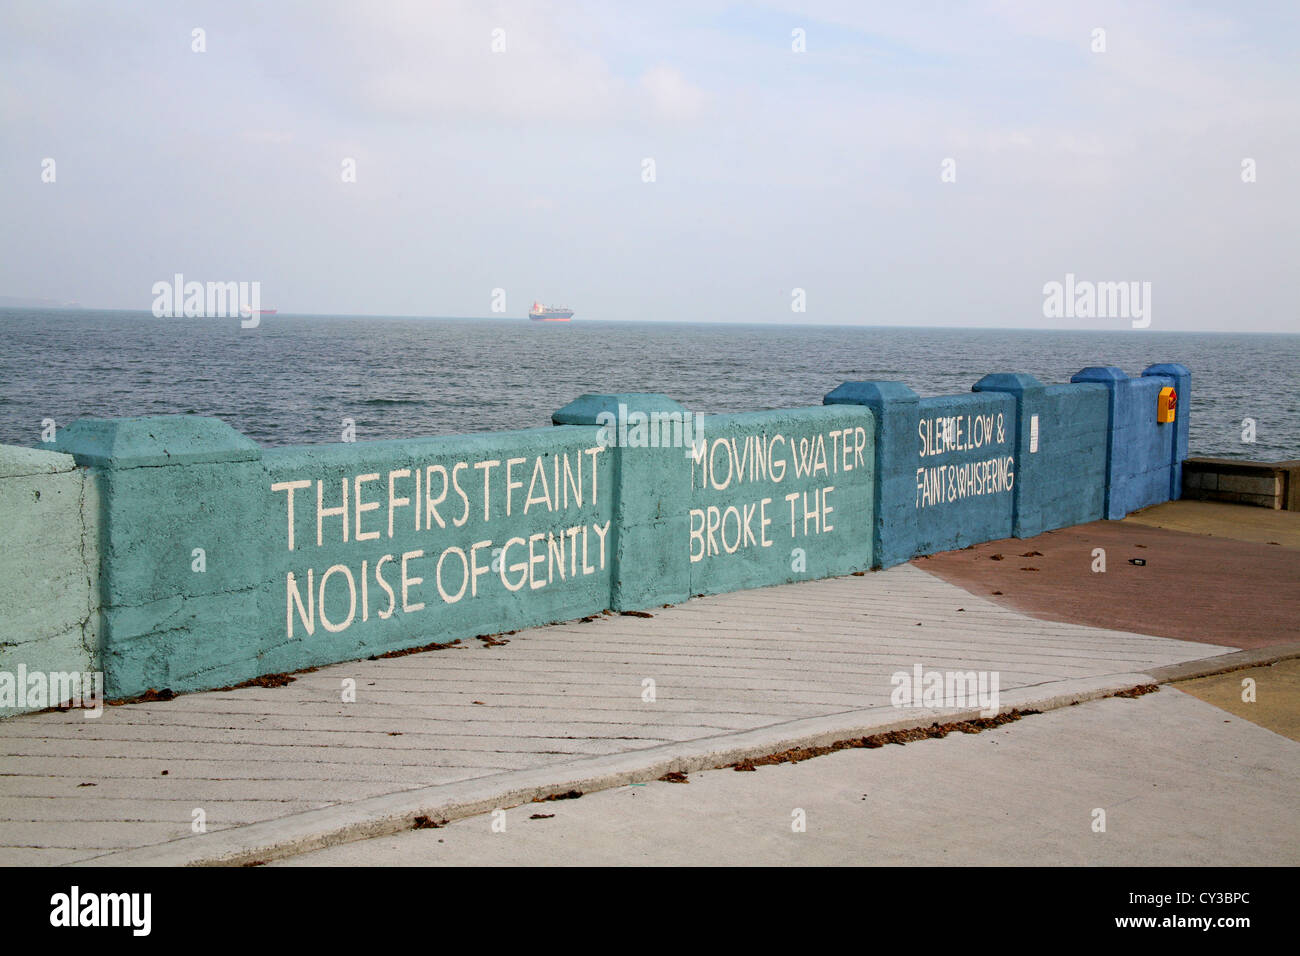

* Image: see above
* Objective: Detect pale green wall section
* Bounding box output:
[0,445,100,718]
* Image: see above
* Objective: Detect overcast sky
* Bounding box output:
[2,1,1297,330]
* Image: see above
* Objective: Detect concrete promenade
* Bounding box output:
[0,560,1244,866]
[277,687,1300,867]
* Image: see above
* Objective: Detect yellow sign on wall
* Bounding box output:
[1157,386,1177,423]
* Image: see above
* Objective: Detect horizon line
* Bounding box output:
[0,304,1295,336]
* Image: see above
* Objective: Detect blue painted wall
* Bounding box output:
[912,392,1017,555]
[1071,365,1190,519]
[824,384,1020,564]
[822,382,918,572]
[828,364,1181,566]
[972,376,1109,538]
[1019,383,1109,531]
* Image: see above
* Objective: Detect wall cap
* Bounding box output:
[824,381,919,407]
[53,415,262,469]
[972,372,1045,395]
[1071,366,1130,384]
[1184,457,1296,475]
[0,444,78,478]
[1143,363,1191,379]
[552,393,688,426]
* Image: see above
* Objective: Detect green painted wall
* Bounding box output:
[0,446,100,717]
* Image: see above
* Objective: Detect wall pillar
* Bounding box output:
[1070,366,1126,518]
[823,382,919,568]
[1072,364,1188,519]
[1143,363,1191,500]
[552,393,693,610]
[53,416,266,697]
[972,373,1046,538]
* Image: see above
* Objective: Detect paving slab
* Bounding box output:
[1174,659,1300,741]
[1125,499,1300,548]
[0,564,1237,866]
[274,689,1299,867]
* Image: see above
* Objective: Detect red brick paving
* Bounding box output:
[915,521,1300,650]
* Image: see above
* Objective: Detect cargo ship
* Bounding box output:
[529,301,573,322]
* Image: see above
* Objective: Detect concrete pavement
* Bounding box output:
[0,563,1238,866]
[274,687,1300,867]
[1125,499,1300,548]
[1176,659,1300,741]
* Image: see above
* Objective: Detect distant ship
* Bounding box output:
[529,301,573,322]
[239,307,278,316]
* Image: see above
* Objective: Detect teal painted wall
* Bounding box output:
[688,406,875,595]
[550,396,876,603]
[48,419,615,698]
[260,428,616,677]
[0,364,1190,708]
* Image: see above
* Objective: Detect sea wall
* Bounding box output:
[1072,365,1190,518]
[44,418,616,699]
[0,446,100,718]
[0,362,1190,711]
[1183,458,1300,510]
[1007,382,1110,537]
[686,406,876,595]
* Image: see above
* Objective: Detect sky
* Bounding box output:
[1,0,1297,331]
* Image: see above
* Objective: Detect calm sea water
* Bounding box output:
[1,309,1296,461]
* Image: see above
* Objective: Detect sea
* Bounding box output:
[1,309,1296,461]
